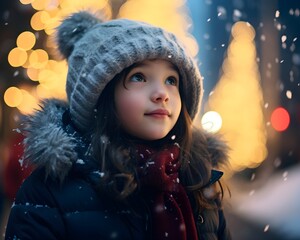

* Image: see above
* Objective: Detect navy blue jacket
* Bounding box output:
[5,100,231,240]
[6,169,231,240]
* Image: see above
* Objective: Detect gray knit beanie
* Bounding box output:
[56,11,203,133]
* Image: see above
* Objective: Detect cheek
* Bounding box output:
[115,90,143,121]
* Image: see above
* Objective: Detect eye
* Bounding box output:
[165,76,178,86]
[129,73,145,82]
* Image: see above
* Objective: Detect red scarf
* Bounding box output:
[136,144,198,240]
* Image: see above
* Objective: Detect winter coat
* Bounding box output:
[5,99,231,240]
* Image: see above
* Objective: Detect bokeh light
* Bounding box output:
[16,89,40,115]
[16,31,36,50]
[4,87,23,107]
[207,21,267,172]
[8,48,28,67]
[119,0,198,57]
[7,0,195,116]
[201,111,223,133]
[271,107,290,131]
[28,49,49,69]
[30,11,50,31]
[19,0,34,4]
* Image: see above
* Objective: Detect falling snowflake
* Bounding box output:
[275,23,282,30]
[292,53,300,65]
[13,71,19,77]
[179,223,186,231]
[286,90,292,99]
[154,204,164,213]
[264,225,270,232]
[233,9,242,19]
[274,157,282,168]
[12,128,21,133]
[110,232,118,239]
[18,158,24,167]
[100,135,109,144]
[217,6,227,19]
[76,159,85,164]
[203,33,210,40]
[290,43,296,52]
[282,171,288,180]
[264,103,269,108]
[93,170,105,177]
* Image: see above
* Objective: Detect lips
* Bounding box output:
[145,109,170,117]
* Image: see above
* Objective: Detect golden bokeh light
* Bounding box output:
[8,47,28,67]
[59,0,111,19]
[17,31,36,50]
[119,0,198,57]
[31,11,50,30]
[27,68,40,81]
[8,0,196,127]
[4,87,23,107]
[31,0,50,11]
[19,0,34,4]
[28,49,49,69]
[231,21,255,41]
[207,21,267,172]
[17,89,40,115]
[36,84,52,99]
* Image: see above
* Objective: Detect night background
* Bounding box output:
[0,0,299,239]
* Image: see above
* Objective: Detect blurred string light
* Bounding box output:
[5,0,112,114]
[5,0,196,114]
[206,21,268,172]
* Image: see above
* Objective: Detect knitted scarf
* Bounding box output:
[136,144,198,240]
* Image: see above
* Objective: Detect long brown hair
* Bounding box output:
[89,62,216,210]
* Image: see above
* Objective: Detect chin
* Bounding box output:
[144,133,168,141]
[128,129,171,142]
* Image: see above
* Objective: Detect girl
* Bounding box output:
[5,11,231,240]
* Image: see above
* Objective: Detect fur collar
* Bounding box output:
[22,99,228,181]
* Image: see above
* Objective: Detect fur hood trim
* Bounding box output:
[23,99,78,181]
[22,99,228,180]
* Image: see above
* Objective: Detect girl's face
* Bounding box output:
[114,59,182,141]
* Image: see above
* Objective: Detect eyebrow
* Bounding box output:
[132,60,179,73]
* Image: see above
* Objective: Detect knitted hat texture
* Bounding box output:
[57,11,203,133]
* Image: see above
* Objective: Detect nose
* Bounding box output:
[151,84,169,103]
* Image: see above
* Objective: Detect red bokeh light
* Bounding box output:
[270,107,290,132]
